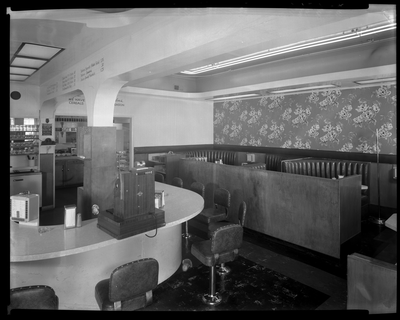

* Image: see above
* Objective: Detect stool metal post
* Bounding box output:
[182,221,191,238]
[370,129,386,225]
[202,265,222,306]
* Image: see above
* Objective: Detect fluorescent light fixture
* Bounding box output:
[10,42,64,81]
[269,84,338,94]
[181,22,396,75]
[11,56,47,69]
[10,74,29,81]
[211,93,260,101]
[10,66,37,75]
[18,43,62,59]
[354,77,396,85]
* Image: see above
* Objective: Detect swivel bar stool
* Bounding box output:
[155,172,165,183]
[171,177,183,188]
[208,201,247,275]
[95,258,159,311]
[191,224,243,306]
[9,285,59,312]
[183,181,205,238]
[198,187,231,225]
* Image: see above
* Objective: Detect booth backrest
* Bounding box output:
[264,154,286,171]
[281,158,370,187]
[186,150,237,165]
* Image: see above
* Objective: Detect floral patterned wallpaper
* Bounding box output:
[214,85,396,155]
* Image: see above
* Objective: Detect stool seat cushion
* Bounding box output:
[197,208,226,224]
[191,240,239,266]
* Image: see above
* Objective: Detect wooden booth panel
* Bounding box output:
[347,253,397,314]
[179,159,217,210]
[179,159,361,258]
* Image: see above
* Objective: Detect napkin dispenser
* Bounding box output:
[10,193,39,222]
[64,204,77,229]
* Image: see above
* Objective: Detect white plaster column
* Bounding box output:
[82,78,128,127]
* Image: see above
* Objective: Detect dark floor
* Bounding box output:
[41,187,397,311]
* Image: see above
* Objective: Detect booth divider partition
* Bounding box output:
[179,158,361,258]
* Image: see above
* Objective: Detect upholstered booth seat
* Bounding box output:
[186,150,237,165]
[282,158,370,218]
[9,285,59,312]
[95,258,159,311]
[241,162,266,170]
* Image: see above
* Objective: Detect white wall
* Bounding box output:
[10,83,40,118]
[10,83,213,150]
[116,93,213,148]
[54,91,214,148]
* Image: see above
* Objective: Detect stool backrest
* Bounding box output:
[171,177,183,188]
[238,201,247,226]
[9,285,59,310]
[210,224,243,254]
[109,258,159,302]
[190,181,205,199]
[155,172,164,183]
[214,188,230,213]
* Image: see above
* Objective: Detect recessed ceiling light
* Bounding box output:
[181,21,396,75]
[269,84,338,94]
[10,66,37,75]
[211,93,260,101]
[10,74,29,81]
[11,57,47,69]
[354,77,396,85]
[10,42,64,82]
[18,43,62,59]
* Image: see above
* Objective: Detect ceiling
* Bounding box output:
[8,6,397,101]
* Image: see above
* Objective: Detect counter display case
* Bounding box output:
[10,118,40,173]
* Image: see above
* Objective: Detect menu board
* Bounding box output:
[42,123,52,136]
[80,57,105,82]
[62,71,76,91]
[45,56,105,98]
[46,83,58,96]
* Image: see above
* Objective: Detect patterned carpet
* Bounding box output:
[143,256,329,311]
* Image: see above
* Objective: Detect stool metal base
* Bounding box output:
[202,293,222,306]
[369,216,386,225]
[217,264,231,276]
[182,232,192,239]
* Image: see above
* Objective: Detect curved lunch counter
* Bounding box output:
[10,182,204,310]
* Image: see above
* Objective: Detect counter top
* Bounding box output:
[55,155,82,160]
[10,182,204,262]
[10,171,42,176]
